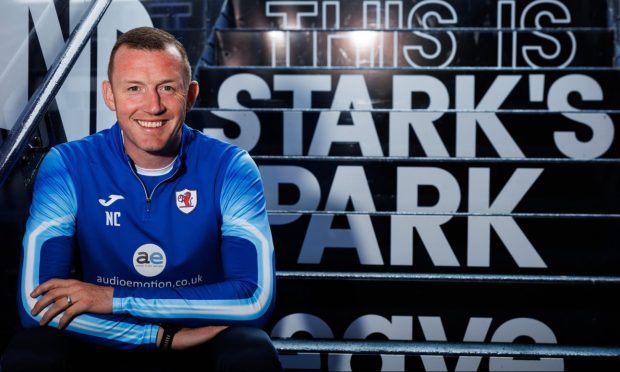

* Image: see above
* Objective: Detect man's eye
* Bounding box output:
[128,86,140,92]
[161,85,174,92]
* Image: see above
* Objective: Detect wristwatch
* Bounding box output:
[159,324,181,351]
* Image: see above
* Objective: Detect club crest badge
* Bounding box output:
[176,189,197,214]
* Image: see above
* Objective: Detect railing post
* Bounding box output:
[0,0,112,187]
[610,0,620,66]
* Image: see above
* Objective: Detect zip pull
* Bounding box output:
[127,159,152,215]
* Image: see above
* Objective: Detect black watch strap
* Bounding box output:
[159,324,181,351]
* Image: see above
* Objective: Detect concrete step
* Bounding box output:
[214,29,615,68]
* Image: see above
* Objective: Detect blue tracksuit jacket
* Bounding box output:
[18,123,275,349]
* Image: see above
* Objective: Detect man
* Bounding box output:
[1,27,281,371]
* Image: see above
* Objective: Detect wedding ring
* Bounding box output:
[67,295,72,305]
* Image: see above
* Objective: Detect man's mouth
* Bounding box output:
[137,120,164,128]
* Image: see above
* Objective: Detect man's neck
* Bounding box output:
[120,130,181,169]
[130,153,177,170]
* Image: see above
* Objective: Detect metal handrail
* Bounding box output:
[266,210,620,219]
[272,339,620,358]
[608,0,620,66]
[0,0,111,187]
[275,270,620,284]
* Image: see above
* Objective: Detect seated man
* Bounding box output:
[1,26,281,371]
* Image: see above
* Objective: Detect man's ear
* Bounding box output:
[185,80,200,111]
[102,80,116,111]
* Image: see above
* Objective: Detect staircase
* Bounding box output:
[188,0,620,370]
[1,0,619,370]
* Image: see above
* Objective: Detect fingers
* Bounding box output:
[38,297,66,326]
[31,286,71,316]
[29,279,113,329]
[30,278,74,298]
[30,278,79,327]
[57,304,78,330]
[37,293,76,327]
[41,296,79,330]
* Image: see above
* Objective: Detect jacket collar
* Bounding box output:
[110,122,190,173]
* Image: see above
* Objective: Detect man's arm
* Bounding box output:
[19,148,159,349]
[110,149,276,327]
[23,147,275,347]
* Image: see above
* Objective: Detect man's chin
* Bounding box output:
[144,144,180,158]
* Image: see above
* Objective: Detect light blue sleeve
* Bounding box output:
[19,148,159,349]
[218,150,276,325]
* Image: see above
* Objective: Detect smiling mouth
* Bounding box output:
[137,120,164,128]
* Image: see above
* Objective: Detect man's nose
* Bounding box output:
[143,88,165,114]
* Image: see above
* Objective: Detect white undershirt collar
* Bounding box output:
[135,157,176,176]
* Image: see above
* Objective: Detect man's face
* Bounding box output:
[102,45,198,167]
